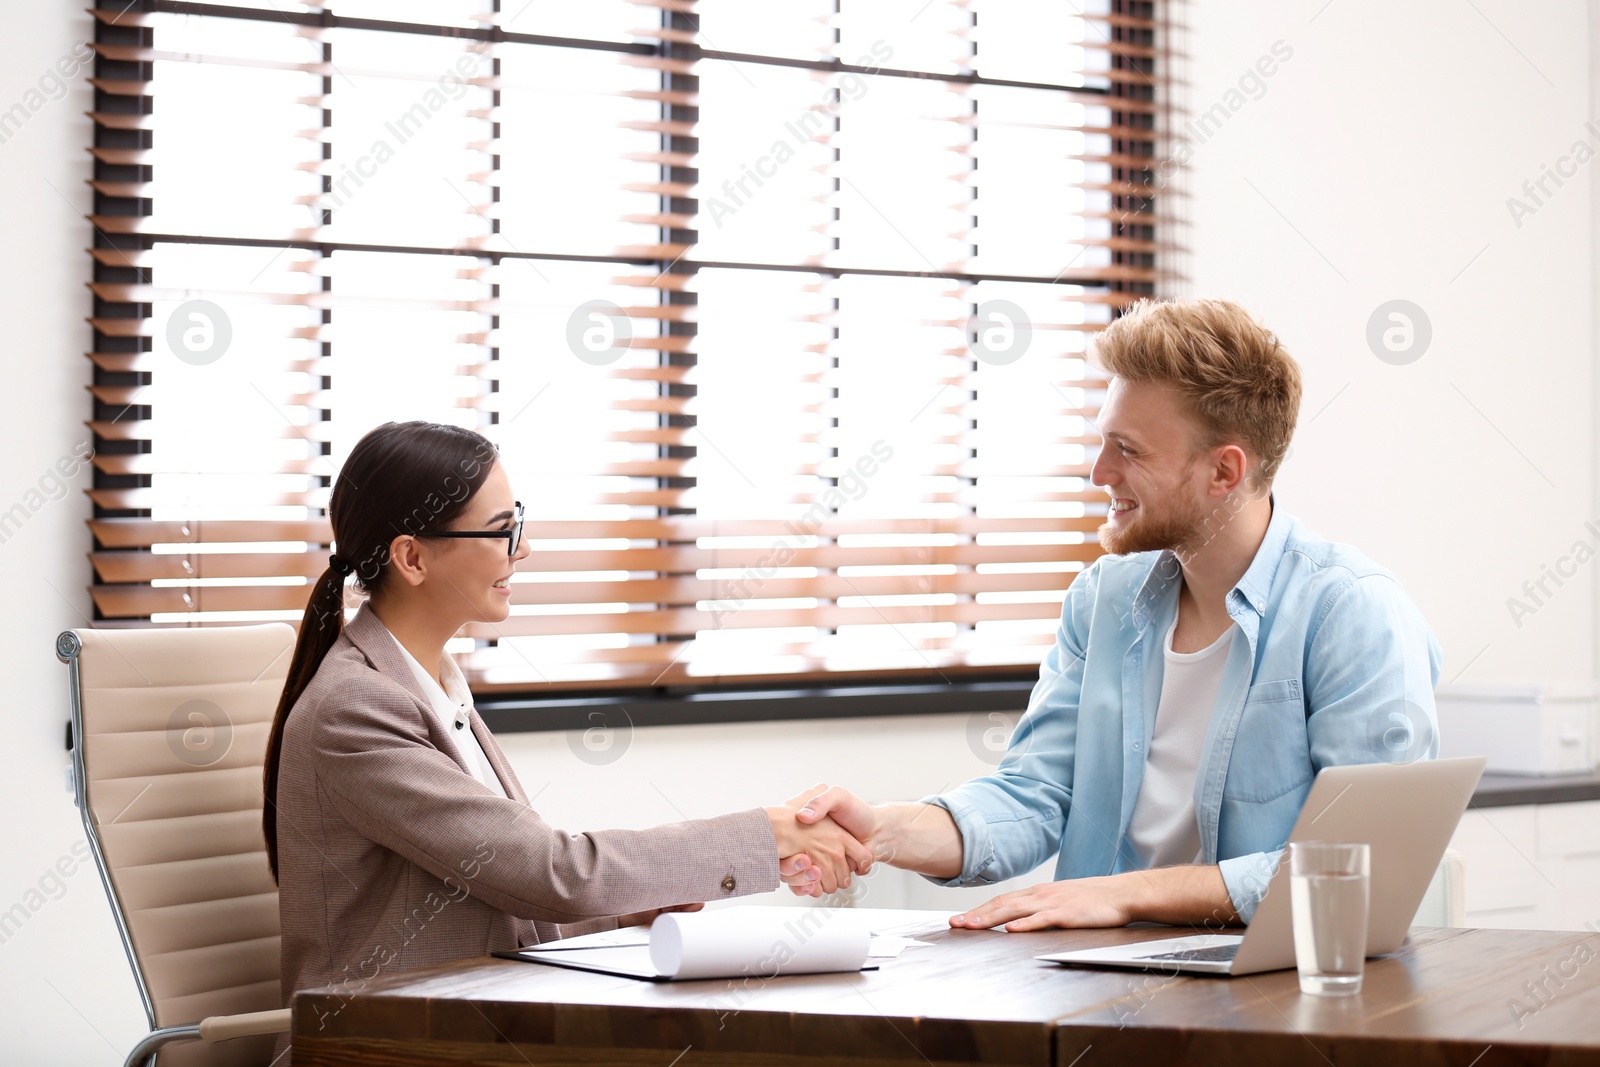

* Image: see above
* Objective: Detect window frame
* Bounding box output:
[87,0,1163,717]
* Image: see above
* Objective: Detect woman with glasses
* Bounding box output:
[263,421,868,1057]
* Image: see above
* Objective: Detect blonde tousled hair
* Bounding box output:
[1091,298,1301,486]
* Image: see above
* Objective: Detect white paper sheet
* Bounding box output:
[517,907,948,976]
[866,934,933,958]
[802,908,955,939]
[523,927,651,951]
[648,908,871,980]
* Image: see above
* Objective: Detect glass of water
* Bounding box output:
[1288,841,1370,996]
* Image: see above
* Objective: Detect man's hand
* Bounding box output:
[793,784,881,852]
[790,783,964,883]
[779,784,881,898]
[948,875,1135,931]
[767,795,874,897]
[950,866,1241,931]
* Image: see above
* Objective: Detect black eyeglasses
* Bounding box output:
[418,502,524,557]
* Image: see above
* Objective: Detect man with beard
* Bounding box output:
[792,298,1441,929]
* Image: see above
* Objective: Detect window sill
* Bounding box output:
[475,676,1038,733]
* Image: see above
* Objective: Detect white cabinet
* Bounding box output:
[1451,800,1600,930]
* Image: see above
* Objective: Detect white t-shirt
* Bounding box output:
[1125,614,1234,869]
[386,630,509,799]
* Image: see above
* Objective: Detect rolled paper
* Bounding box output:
[648,908,871,980]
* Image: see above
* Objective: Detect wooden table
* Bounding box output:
[291,922,1600,1066]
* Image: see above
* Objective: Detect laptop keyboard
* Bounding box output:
[1138,943,1240,963]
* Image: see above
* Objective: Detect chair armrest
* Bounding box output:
[198,1008,292,1043]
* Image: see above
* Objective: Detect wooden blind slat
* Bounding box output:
[505,570,1080,607]
[461,600,1064,640]
[512,542,1101,573]
[90,519,335,548]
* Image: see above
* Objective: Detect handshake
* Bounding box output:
[754,783,1165,932]
[759,782,1189,933]
[763,783,891,898]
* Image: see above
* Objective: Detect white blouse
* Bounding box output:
[383,626,509,799]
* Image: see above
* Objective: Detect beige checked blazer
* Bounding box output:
[273,602,779,1052]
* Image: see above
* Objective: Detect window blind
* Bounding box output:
[88,0,1163,693]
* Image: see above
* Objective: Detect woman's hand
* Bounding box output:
[618,902,705,928]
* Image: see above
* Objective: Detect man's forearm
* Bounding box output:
[1123,863,1240,927]
[875,802,965,879]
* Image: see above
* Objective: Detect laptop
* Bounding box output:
[1035,755,1487,977]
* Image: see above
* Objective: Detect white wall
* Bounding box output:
[0,2,1594,1064]
[0,6,137,1066]
[1175,0,1597,687]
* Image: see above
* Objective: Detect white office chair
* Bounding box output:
[59,624,297,1067]
[1410,848,1465,927]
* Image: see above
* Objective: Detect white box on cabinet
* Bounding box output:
[1436,683,1596,776]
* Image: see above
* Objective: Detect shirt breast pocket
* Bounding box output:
[1225,679,1312,803]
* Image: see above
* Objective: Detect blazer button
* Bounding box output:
[720,875,737,893]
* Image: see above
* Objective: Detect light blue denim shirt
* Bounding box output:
[925,501,1441,923]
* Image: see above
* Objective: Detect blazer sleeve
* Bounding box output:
[305,670,780,924]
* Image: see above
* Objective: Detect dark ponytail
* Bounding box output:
[264,421,497,881]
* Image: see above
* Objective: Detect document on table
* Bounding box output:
[493,906,950,982]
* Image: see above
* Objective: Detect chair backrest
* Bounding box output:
[60,623,296,1067]
[1410,847,1466,927]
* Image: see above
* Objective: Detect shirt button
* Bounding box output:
[720,875,737,893]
